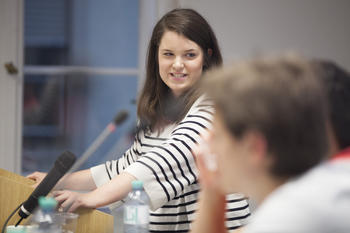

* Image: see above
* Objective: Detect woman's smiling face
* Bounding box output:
[158,30,204,97]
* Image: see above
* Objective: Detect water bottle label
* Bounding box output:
[124,205,149,225]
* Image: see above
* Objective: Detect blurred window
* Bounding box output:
[22,0,139,174]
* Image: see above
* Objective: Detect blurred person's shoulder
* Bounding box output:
[244,160,350,233]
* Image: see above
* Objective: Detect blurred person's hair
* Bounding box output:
[311,60,350,150]
[201,54,329,178]
[137,8,222,131]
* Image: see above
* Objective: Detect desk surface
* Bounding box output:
[0,168,114,233]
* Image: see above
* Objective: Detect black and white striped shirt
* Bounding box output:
[91,96,250,232]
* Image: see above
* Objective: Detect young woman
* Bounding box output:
[28,9,250,232]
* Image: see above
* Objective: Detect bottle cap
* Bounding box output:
[131,180,144,190]
[6,226,26,233]
[38,196,57,211]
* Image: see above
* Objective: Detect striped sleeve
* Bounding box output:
[90,136,141,187]
[225,193,251,231]
[124,99,214,211]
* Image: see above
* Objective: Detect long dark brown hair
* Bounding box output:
[137,8,222,131]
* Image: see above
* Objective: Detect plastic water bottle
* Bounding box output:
[123,180,150,233]
[28,196,61,233]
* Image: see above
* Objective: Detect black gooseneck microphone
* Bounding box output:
[66,110,129,174]
[16,151,76,224]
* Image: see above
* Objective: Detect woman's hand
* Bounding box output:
[52,172,135,213]
[26,171,47,188]
[53,190,96,213]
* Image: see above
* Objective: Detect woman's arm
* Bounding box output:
[57,169,97,191]
[54,171,136,212]
[27,169,97,191]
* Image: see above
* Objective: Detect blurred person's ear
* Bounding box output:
[241,130,268,172]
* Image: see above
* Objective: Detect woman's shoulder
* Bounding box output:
[187,95,215,115]
[179,95,215,127]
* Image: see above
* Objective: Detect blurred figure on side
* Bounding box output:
[192,55,350,233]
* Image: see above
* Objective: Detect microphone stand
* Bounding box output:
[57,110,129,189]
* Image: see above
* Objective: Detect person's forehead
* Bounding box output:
[159,31,201,51]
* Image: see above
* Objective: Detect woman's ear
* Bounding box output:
[207,48,213,57]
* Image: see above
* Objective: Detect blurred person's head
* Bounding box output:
[311,60,350,152]
[137,8,222,130]
[201,54,329,203]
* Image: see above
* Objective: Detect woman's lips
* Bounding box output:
[170,73,187,79]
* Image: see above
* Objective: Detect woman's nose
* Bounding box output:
[172,57,184,70]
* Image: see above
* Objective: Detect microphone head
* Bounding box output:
[113,110,129,126]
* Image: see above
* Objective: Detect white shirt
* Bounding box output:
[244,160,350,233]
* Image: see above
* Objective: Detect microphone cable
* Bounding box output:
[1,202,23,233]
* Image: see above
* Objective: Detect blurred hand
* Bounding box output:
[53,190,96,212]
[193,132,222,192]
[26,171,47,188]
[194,147,220,191]
[190,135,228,233]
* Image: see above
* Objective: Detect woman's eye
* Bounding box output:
[186,53,196,58]
[163,52,173,56]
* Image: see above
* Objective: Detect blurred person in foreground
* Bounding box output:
[191,55,350,233]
